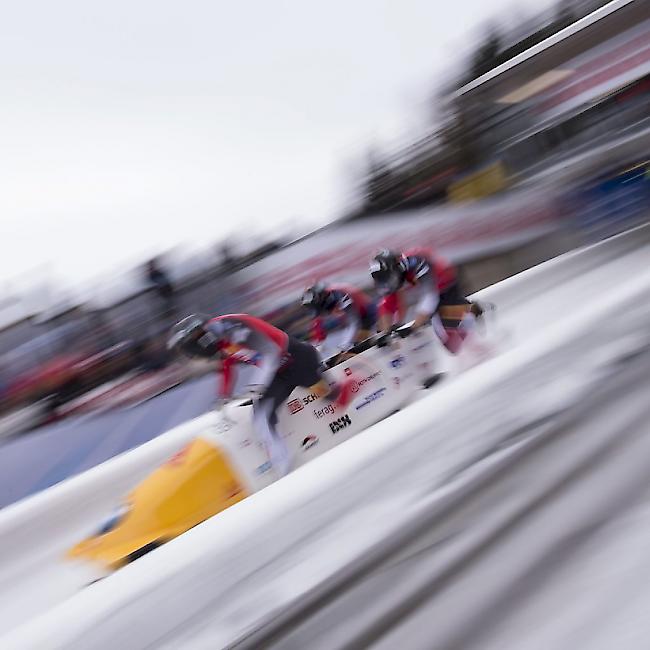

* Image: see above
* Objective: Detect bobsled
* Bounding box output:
[67,324,442,573]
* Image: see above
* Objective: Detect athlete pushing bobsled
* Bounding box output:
[168,313,355,477]
[300,281,377,356]
[369,248,485,353]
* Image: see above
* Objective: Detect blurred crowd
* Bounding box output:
[0,263,173,419]
[354,0,649,216]
[0,232,301,423]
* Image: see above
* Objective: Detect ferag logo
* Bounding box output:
[314,403,336,419]
[287,398,304,414]
[329,414,352,434]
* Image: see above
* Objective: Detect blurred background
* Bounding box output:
[0,0,648,441]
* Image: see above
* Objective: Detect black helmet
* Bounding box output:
[301,282,335,313]
[167,314,221,359]
[369,249,404,293]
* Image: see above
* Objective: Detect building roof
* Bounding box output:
[454,0,640,100]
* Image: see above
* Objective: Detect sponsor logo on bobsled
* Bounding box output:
[354,388,387,410]
[344,367,352,376]
[240,438,264,449]
[287,398,303,414]
[390,356,405,369]
[350,372,381,393]
[393,377,400,387]
[225,481,244,500]
[329,414,352,434]
[214,417,235,434]
[302,393,319,405]
[314,403,337,419]
[255,461,273,475]
[302,435,319,451]
[165,445,190,467]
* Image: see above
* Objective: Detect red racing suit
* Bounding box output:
[206,314,327,477]
[206,314,289,401]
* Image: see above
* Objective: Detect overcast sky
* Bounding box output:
[1,0,554,299]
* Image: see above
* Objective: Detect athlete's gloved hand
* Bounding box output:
[376,329,400,348]
[376,331,391,348]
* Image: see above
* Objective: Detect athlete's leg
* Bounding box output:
[286,337,355,407]
[437,283,477,353]
[253,376,294,477]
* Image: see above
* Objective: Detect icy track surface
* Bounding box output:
[0,224,649,648]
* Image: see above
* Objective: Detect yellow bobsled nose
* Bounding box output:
[68,437,249,570]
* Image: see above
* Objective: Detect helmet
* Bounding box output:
[301,282,336,313]
[369,249,405,293]
[167,314,221,359]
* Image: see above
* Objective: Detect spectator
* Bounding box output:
[146,257,176,320]
[147,258,174,300]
